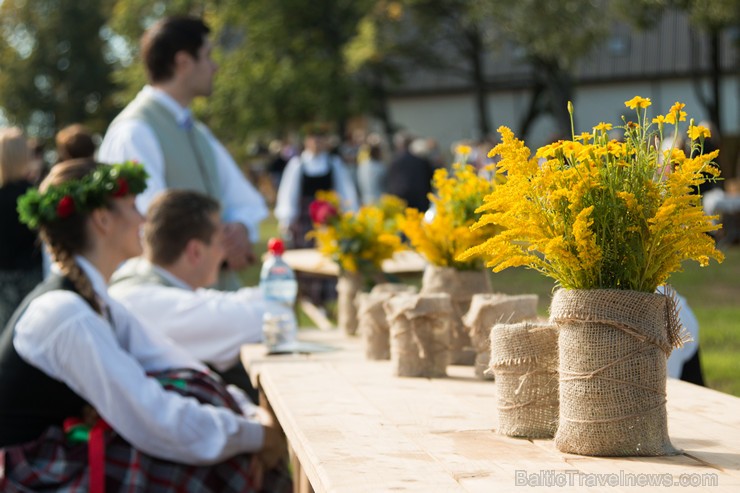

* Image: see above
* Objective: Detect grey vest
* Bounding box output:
[109,258,177,292]
[110,92,221,198]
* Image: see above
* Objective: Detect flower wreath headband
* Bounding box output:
[17,161,149,229]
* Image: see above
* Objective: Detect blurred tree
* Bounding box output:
[109,0,375,162]
[0,0,117,139]
[615,0,740,136]
[483,0,609,139]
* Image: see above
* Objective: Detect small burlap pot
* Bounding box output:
[337,271,363,336]
[385,293,453,378]
[463,294,539,379]
[421,266,492,364]
[489,321,559,438]
[550,288,684,457]
[357,284,419,360]
[370,283,418,295]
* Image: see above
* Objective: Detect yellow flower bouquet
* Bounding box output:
[400,152,500,271]
[399,149,502,361]
[309,191,404,276]
[462,97,723,457]
[309,192,405,335]
[461,98,723,291]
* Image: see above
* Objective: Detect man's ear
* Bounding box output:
[183,238,204,265]
[173,50,194,74]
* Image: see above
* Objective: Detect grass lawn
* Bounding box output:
[245,215,740,396]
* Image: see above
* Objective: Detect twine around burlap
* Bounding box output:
[550,288,687,457]
[490,321,559,438]
[385,293,453,378]
[337,272,363,336]
[421,266,492,364]
[357,284,418,360]
[463,294,539,379]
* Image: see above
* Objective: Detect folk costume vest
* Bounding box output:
[0,275,89,447]
[109,92,221,199]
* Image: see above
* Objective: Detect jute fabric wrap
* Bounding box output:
[490,321,559,438]
[337,272,363,336]
[420,266,492,364]
[550,288,683,457]
[385,293,453,377]
[463,294,539,379]
[358,284,418,360]
[370,283,418,296]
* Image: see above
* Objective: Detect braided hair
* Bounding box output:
[37,159,109,314]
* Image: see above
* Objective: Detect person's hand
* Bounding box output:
[223,222,256,270]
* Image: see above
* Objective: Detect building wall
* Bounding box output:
[387,74,740,171]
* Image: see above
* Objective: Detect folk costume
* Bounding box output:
[99,86,269,289]
[0,163,290,492]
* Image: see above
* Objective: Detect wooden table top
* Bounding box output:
[241,331,740,492]
[281,249,427,277]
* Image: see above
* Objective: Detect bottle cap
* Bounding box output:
[267,237,285,255]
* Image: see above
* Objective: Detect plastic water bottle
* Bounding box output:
[259,238,298,348]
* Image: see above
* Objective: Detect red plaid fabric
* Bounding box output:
[0,369,292,493]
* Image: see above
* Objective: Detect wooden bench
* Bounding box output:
[242,330,740,492]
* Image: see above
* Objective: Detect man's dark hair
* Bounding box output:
[144,190,220,266]
[140,16,211,83]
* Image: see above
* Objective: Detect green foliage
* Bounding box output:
[0,0,118,137]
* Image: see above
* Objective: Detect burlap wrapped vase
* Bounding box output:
[385,293,453,378]
[463,294,539,379]
[421,266,492,364]
[489,321,559,438]
[357,284,417,360]
[550,288,684,457]
[337,272,363,336]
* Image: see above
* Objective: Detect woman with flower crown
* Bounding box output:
[0,159,290,492]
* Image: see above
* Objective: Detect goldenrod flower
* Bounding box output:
[463,98,723,292]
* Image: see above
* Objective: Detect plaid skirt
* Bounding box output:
[0,369,292,493]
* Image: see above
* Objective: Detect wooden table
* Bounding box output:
[282,249,427,277]
[242,331,740,492]
[281,249,427,329]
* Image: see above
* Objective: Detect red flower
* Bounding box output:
[309,200,338,225]
[56,196,75,218]
[113,178,129,198]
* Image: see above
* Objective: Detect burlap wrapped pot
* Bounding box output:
[385,293,453,378]
[463,294,539,379]
[489,321,559,438]
[337,272,363,336]
[357,284,417,360]
[421,266,491,364]
[550,288,684,457]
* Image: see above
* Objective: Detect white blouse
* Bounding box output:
[13,256,264,465]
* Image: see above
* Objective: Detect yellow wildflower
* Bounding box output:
[464,98,723,292]
[625,96,652,109]
[688,125,711,141]
[456,144,472,155]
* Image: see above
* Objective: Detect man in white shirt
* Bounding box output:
[109,190,289,401]
[99,15,267,288]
